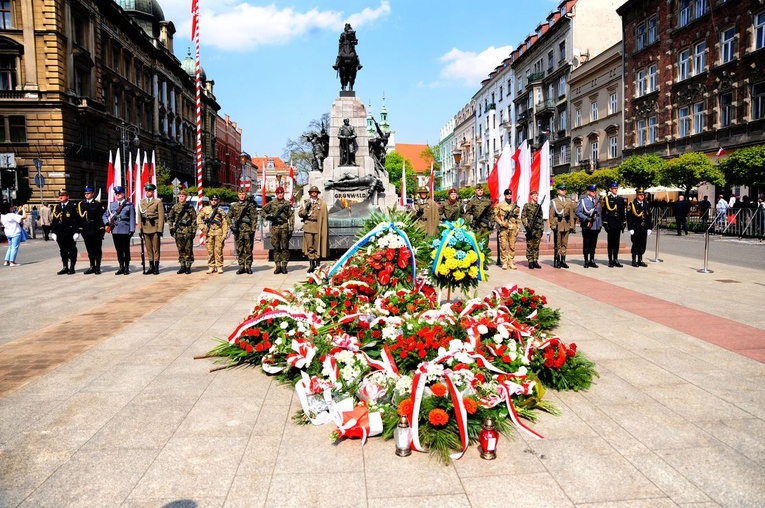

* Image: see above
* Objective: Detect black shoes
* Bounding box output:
[638,261,648,267]
[559,256,569,269]
[588,261,598,268]
[237,267,246,274]
[613,261,623,267]
[57,266,68,275]
[177,266,186,274]
[274,265,282,274]
[246,267,252,274]
[84,266,96,274]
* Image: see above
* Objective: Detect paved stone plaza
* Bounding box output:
[1,241,764,507]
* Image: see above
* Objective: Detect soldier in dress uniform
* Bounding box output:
[440,188,461,222]
[51,189,79,274]
[261,186,294,274]
[575,184,603,268]
[495,188,521,270]
[298,185,328,273]
[197,194,229,273]
[228,187,259,274]
[412,186,440,236]
[167,188,197,274]
[77,186,106,274]
[521,190,544,269]
[138,183,165,274]
[549,183,576,268]
[602,182,626,267]
[627,188,653,267]
[103,186,136,275]
[465,185,493,236]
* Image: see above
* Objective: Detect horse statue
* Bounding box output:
[333,23,362,92]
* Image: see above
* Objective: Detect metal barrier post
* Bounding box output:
[697,211,721,273]
[648,207,664,263]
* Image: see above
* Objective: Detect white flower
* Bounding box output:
[280,321,289,329]
[492,334,503,345]
[476,324,488,335]
[514,366,528,377]
[394,375,413,395]
[497,325,510,340]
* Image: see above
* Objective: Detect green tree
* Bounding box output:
[659,152,724,195]
[618,155,663,189]
[589,167,621,191]
[718,145,765,188]
[386,151,417,199]
[554,171,592,195]
[155,163,171,185]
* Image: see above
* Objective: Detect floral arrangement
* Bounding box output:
[430,218,492,293]
[205,209,597,463]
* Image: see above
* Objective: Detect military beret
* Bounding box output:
[503,189,512,196]
[609,182,618,189]
[144,183,156,191]
[237,187,248,193]
[586,184,597,192]
[308,185,321,194]
[59,189,70,196]
[275,186,285,193]
[84,186,94,193]
[113,186,125,194]
[529,190,539,196]
[449,188,458,194]
[556,183,567,190]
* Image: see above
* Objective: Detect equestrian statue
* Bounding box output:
[333,23,362,91]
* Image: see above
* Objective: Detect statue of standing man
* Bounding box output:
[338,118,357,166]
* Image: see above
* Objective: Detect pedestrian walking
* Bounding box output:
[575,184,602,268]
[698,195,712,231]
[716,195,729,231]
[197,194,228,274]
[104,186,136,275]
[30,206,38,239]
[51,189,79,274]
[627,188,653,267]
[39,202,52,240]
[261,186,294,274]
[228,187,259,274]
[167,189,197,274]
[77,186,106,274]
[602,182,626,267]
[494,188,521,270]
[298,186,328,273]
[674,195,690,235]
[138,183,164,275]
[549,183,575,268]
[1,202,25,266]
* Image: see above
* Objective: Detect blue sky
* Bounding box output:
[160,0,559,157]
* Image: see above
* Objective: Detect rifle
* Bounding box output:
[268,202,291,224]
[169,203,191,237]
[529,195,547,231]
[299,201,313,222]
[473,200,493,229]
[231,202,253,237]
[140,232,146,274]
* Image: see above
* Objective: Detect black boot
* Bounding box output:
[638,256,648,267]
[613,259,623,268]
[177,264,186,274]
[273,263,281,274]
[307,260,315,273]
[84,264,96,274]
[153,261,160,274]
[238,266,246,274]
[124,262,130,275]
[246,265,252,274]
[185,265,192,274]
[534,261,542,269]
[528,260,535,269]
[560,256,569,269]
[57,264,69,275]
[67,262,76,274]
[583,255,589,268]
[632,255,638,267]
[143,262,152,275]
[94,263,101,275]
[282,263,288,274]
[553,255,560,269]
[116,262,125,275]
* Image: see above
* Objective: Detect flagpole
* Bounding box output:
[193,0,204,244]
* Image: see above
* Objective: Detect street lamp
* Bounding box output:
[238,151,249,187]
[116,122,139,177]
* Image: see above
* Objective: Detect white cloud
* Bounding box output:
[438,45,513,87]
[165,1,390,51]
[417,81,442,89]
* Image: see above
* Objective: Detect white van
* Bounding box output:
[188,195,209,209]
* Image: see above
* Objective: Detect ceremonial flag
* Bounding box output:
[428,161,435,200]
[400,160,406,206]
[113,149,122,196]
[151,150,157,189]
[716,146,726,157]
[513,140,532,210]
[287,165,295,204]
[489,140,513,203]
[529,140,551,219]
[261,159,267,205]
[106,150,115,203]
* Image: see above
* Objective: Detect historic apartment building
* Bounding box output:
[618,0,765,160]
[452,101,476,188]
[215,114,243,190]
[0,0,221,202]
[569,42,624,173]
[438,117,456,190]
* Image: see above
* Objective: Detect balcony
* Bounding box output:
[535,99,556,116]
[0,90,31,100]
[517,111,528,123]
[528,71,545,83]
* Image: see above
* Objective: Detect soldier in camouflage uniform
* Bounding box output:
[167,189,197,274]
[494,188,521,270]
[228,188,259,274]
[197,194,229,274]
[465,185,493,236]
[521,190,545,269]
[440,188,461,222]
[261,186,294,273]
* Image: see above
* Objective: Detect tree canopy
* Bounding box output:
[717,145,765,188]
[386,151,418,198]
[659,152,724,194]
[618,155,663,189]
[282,113,330,182]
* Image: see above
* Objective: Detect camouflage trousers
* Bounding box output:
[271,226,291,264]
[175,233,195,265]
[498,227,519,268]
[525,231,542,262]
[234,231,254,267]
[552,227,571,257]
[205,235,225,268]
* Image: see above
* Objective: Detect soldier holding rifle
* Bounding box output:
[465,185,493,236]
[521,190,545,269]
[167,189,197,274]
[103,186,136,275]
[197,195,228,274]
[494,188,521,270]
[261,186,294,274]
[229,187,259,274]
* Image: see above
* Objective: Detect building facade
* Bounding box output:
[453,101,476,188]
[618,0,765,162]
[569,42,623,173]
[215,114,243,190]
[438,118,456,190]
[0,0,220,203]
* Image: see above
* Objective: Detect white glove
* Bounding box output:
[647,229,652,236]
[629,229,634,235]
[51,233,57,241]
[73,233,80,241]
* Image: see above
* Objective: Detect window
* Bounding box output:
[499,86,503,101]
[720,92,733,127]
[560,145,567,164]
[559,75,566,96]
[694,41,706,75]
[648,16,659,45]
[679,49,691,80]
[752,82,765,120]
[548,51,554,71]
[590,141,599,162]
[693,102,705,133]
[637,22,646,51]
[0,56,16,91]
[0,0,11,29]
[518,77,523,92]
[8,115,26,143]
[559,40,566,62]
[609,93,617,114]
[609,136,618,159]
[694,0,708,19]
[637,69,646,96]
[575,108,581,127]
[575,145,582,164]
[680,0,691,27]
[649,116,658,144]
[548,84,555,101]
[756,12,765,51]
[559,110,567,131]
[507,79,513,96]
[678,106,691,137]
[721,27,735,63]
[591,101,598,121]
[648,64,658,92]
[637,119,647,147]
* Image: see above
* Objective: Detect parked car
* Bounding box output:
[253,194,272,208]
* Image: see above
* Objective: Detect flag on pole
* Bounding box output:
[529,141,551,219]
[151,150,157,189]
[191,0,199,39]
[287,165,295,205]
[514,140,532,210]
[106,150,115,203]
[428,161,435,200]
[261,160,267,206]
[192,0,204,244]
[489,140,513,203]
[400,160,407,206]
[716,146,726,157]
[113,149,122,195]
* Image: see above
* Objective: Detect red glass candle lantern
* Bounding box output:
[478,417,498,460]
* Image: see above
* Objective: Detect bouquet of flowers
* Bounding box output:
[430,219,492,293]
[483,285,561,331]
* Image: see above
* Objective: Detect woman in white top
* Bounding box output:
[1,202,25,266]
